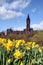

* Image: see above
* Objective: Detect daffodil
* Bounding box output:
[5,39,14,51]
[25,42,32,50]
[35,44,39,48]
[15,40,25,48]
[20,62,23,65]
[0,38,6,45]
[38,47,42,53]
[8,59,11,64]
[6,43,13,51]
[13,50,24,59]
[32,42,36,48]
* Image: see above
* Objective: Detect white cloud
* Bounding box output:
[13,21,43,30]
[0,0,31,19]
[8,0,31,9]
[0,0,6,5]
[0,6,24,19]
[4,0,31,10]
[31,21,43,30]
[14,21,43,30]
[32,8,37,13]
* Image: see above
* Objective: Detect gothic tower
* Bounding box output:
[26,14,30,30]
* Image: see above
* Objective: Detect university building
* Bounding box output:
[0,15,33,39]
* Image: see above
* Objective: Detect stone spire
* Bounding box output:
[26,14,30,30]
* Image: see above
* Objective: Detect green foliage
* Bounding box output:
[30,31,43,43]
[0,44,43,65]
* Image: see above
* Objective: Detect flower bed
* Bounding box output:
[0,38,43,65]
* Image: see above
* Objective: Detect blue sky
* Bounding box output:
[0,0,43,32]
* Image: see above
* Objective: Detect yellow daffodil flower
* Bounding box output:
[20,62,23,65]
[8,59,11,64]
[38,47,42,53]
[13,50,24,59]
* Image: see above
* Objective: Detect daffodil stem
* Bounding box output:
[3,53,5,65]
[0,51,1,65]
[6,59,8,65]
[0,51,1,60]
